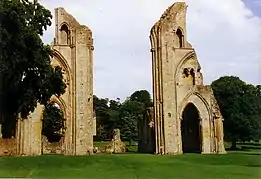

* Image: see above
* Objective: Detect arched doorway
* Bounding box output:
[41,101,65,154]
[181,103,201,153]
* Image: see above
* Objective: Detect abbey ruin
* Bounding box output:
[142,2,226,155]
[0,7,96,156]
[0,2,226,156]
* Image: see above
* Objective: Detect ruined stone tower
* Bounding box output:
[51,7,94,155]
[149,2,226,155]
[8,7,95,156]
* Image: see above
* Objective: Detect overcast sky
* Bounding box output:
[40,0,261,101]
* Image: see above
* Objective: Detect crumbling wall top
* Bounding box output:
[160,2,186,21]
[151,2,187,34]
[55,7,92,34]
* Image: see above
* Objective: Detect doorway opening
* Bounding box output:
[181,103,201,153]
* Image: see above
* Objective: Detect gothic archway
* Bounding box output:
[181,103,201,153]
[42,101,65,143]
[60,24,70,45]
[176,28,183,48]
[41,101,65,155]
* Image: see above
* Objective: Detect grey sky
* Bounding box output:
[40,0,261,101]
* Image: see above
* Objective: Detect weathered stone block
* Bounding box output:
[105,129,126,154]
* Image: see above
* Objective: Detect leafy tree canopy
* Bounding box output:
[0,0,66,126]
[42,102,65,142]
[211,76,261,148]
[93,90,152,142]
[130,90,152,108]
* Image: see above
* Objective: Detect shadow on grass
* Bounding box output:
[238,142,261,147]
[245,164,261,168]
[225,142,261,151]
[241,146,261,150]
[225,147,246,151]
[246,153,261,156]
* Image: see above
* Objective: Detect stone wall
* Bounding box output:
[150,2,226,155]
[16,104,43,156]
[53,7,94,155]
[12,7,95,156]
[42,136,64,154]
[0,138,17,156]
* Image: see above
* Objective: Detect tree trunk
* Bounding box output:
[231,140,237,149]
[129,140,132,146]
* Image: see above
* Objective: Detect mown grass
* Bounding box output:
[94,141,138,152]
[0,143,260,179]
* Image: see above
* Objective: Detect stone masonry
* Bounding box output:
[0,3,226,157]
[149,2,226,155]
[13,7,96,156]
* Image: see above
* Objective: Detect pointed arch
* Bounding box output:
[176,28,183,48]
[181,102,201,153]
[51,49,72,85]
[178,92,213,153]
[178,92,211,120]
[59,22,70,30]
[174,51,198,80]
[49,95,67,118]
[60,23,70,45]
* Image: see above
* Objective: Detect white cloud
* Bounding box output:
[40,0,261,100]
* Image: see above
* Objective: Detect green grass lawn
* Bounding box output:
[0,143,260,179]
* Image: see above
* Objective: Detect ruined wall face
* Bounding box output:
[0,138,17,156]
[14,7,95,156]
[93,113,97,136]
[16,104,43,156]
[50,7,94,155]
[42,136,65,154]
[52,7,94,155]
[75,25,94,155]
[150,2,226,155]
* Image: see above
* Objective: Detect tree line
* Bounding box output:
[93,90,152,144]
[0,0,260,149]
[92,77,261,149]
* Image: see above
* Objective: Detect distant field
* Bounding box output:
[0,142,260,179]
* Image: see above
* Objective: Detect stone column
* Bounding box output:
[182,35,185,48]
[216,118,226,154]
[20,104,43,156]
[177,117,183,154]
[0,124,2,138]
[201,118,211,154]
[151,47,157,154]
[75,29,93,155]
[212,119,217,153]
[16,118,21,155]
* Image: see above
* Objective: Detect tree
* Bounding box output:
[119,99,144,144]
[130,90,152,108]
[130,90,153,145]
[129,90,152,122]
[106,109,120,137]
[120,110,138,145]
[93,91,152,142]
[93,95,109,140]
[252,85,261,141]
[0,0,66,137]
[96,125,107,141]
[42,102,65,142]
[93,95,123,140]
[211,76,260,149]
[109,99,121,111]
